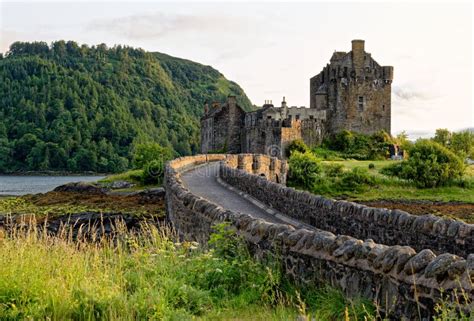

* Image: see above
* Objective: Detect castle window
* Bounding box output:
[343,67,348,77]
[358,96,364,111]
[382,105,385,111]
[267,115,272,119]
[296,114,300,120]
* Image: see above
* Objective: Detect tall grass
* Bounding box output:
[0,222,375,320]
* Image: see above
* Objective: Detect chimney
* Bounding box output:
[351,39,365,70]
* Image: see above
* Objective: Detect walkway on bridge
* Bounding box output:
[181,162,287,225]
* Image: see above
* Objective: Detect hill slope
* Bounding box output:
[0,41,252,172]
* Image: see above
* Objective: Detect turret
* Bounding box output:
[382,66,394,84]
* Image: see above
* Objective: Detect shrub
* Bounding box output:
[323,130,392,160]
[323,163,345,177]
[385,140,465,188]
[286,139,309,157]
[337,167,376,191]
[142,159,164,185]
[288,151,321,189]
[368,163,375,169]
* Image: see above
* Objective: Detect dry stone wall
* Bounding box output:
[220,164,473,258]
[164,155,473,320]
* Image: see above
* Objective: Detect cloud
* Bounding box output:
[392,86,435,101]
[87,12,246,40]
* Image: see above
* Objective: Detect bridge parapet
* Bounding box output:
[164,154,473,319]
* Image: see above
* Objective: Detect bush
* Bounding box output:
[287,151,321,189]
[323,163,345,177]
[323,130,392,160]
[286,139,309,157]
[368,163,375,169]
[142,159,164,185]
[337,167,376,191]
[384,140,465,188]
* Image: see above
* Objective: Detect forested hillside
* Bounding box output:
[0,41,252,172]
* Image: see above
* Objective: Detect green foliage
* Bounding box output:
[0,41,252,173]
[142,159,165,185]
[432,129,474,159]
[285,139,309,157]
[323,130,393,160]
[132,142,173,169]
[368,163,375,169]
[338,167,376,192]
[322,163,344,178]
[433,128,452,147]
[287,151,322,189]
[382,140,465,188]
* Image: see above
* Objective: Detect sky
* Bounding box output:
[1,0,472,137]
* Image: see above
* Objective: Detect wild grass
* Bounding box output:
[0,222,375,321]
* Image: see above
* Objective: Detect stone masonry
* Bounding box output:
[201,40,393,158]
[164,154,473,320]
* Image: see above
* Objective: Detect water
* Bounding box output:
[0,176,104,196]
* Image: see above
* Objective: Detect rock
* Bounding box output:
[447,260,466,279]
[467,254,474,280]
[53,182,108,195]
[425,253,461,279]
[403,249,436,275]
[110,180,135,189]
[136,188,166,201]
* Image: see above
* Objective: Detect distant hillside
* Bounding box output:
[0,41,252,172]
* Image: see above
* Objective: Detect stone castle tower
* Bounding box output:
[201,40,393,158]
[310,40,393,134]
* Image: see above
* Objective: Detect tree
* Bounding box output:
[433,128,451,147]
[132,142,174,169]
[450,131,474,159]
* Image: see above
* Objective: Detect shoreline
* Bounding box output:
[0,172,107,177]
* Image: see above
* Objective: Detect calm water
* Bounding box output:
[0,176,104,196]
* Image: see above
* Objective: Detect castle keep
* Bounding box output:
[201,40,393,157]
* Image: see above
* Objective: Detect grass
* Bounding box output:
[319,160,474,203]
[0,222,376,321]
[99,169,144,185]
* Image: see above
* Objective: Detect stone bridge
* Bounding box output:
[164,154,473,320]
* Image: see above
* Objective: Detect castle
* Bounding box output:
[201,40,393,158]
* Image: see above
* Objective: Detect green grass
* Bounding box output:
[319,160,474,203]
[99,169,144,185]
[0,223,376,321]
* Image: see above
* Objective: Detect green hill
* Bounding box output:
[0,41,252,173]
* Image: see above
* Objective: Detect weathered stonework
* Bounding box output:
[164,155,473,320]
[201,40,392,158]
[310,39,392,135]
[220,164,473,258]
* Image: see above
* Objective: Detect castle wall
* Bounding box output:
[310,40,392,136]
[200,97,245,153]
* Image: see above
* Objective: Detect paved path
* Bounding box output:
[181,162,286,225]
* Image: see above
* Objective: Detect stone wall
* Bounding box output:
[220,164,473,258]
[164,155,473,319]
[223,154,287,185]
